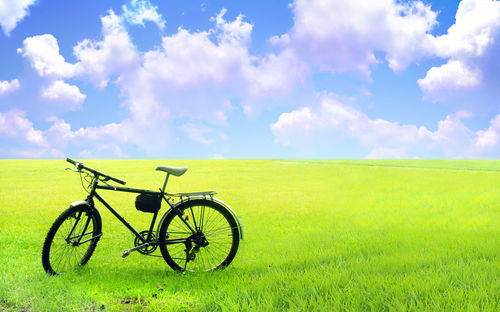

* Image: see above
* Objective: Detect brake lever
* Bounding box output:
[65,167,80,172]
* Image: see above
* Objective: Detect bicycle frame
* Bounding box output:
[64,158,243,256]
[79,176,195,250]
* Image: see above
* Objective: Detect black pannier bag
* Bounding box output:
[135,193,161,213]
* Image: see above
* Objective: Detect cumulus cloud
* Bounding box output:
[16,10,168,156]
[73,10,139,88]
[135,9,255,90]
[20,8,299,121]
[419,0,500,95]
[18,34,76,78]
[272,0,500,98]
[11,1,499,158]
[475,114,500,150]
[271,93,497,158]
[20,11,138,88]
[116,7,306,131]
[417,60,482,94]
[432,0,500,58]
[0,79,20,95]
[0,0,37,36]
[11,7,307,157]
[43,116,172,157]
[271,94,432,153]
[271,0,437,75]
[122,0,166,30]
[41,80,86,107]
[0,110,46,146]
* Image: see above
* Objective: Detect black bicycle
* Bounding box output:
[42,158,242,275]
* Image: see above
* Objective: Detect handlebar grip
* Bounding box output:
[66,158,77,165]
[112,177,126,185]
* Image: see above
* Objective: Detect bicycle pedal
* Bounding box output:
[122,249,132,258]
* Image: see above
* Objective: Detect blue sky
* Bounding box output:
[1,0,499,159]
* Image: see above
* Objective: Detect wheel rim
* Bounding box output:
[49,211,96,274]
[165,204,236,272]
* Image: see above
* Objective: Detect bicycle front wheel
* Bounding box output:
[159,199,240,272]
[42,205,101,275]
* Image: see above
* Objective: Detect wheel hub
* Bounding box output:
[194,232,209,247]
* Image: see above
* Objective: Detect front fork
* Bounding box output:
[66,197,101,246]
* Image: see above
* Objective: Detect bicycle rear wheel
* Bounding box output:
[159,199,240,272]
[42,205,101,275]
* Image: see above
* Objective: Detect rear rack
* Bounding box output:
[171,191,217,198]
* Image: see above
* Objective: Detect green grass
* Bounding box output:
[0,159,499,311]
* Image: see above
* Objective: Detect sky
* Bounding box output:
[0,0,499,159]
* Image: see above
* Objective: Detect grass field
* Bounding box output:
[0,159,499,311]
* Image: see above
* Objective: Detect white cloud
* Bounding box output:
[136,8,305,95]
[243,49,308,97]
[43,115,172,157]
[179,123,216,145]
[19,8,305,128]
[419,0,500,95]
[0,79,20,95]
[262,0,500,104]
[17,10,169,156]
[73,10,139,88]
[41,80,86,107]
[475,114,500,149]
[178,121,228,145]
[143,27,245,88]
[271,94,433,153]
[45,117,84,142]
[272,0,437,75]
[432,0,500,58]
[271,93,498,158]
[116,7,306,128]
[417,60,482,94]
[122,0,166,30]
[18,34,76,78]
[275,0,500,99]
[212,8,252,46]
[0,0,37,36]
[20,11,138,88]
[137,9,255,90]
[0,110,46,146]
[7,2,500,158]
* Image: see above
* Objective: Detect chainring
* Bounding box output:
[134,230,158,255]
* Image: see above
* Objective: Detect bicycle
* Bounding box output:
[42,158,243,275]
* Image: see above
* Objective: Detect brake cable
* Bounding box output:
[79,170,93,194]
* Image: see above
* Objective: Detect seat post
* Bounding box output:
[161,173,170,194]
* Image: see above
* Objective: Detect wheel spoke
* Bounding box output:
[160,201,239,272]
[44,208,98,275]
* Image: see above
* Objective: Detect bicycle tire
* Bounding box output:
[42,204,101,275]
[159,199,240,272]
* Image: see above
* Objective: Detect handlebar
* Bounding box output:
[66,158,126,185]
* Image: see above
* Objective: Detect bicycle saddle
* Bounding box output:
[155,166,188,176]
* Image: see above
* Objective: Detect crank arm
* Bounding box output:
[122,242,151,258]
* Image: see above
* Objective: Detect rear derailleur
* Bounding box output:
[183,232,209,269]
